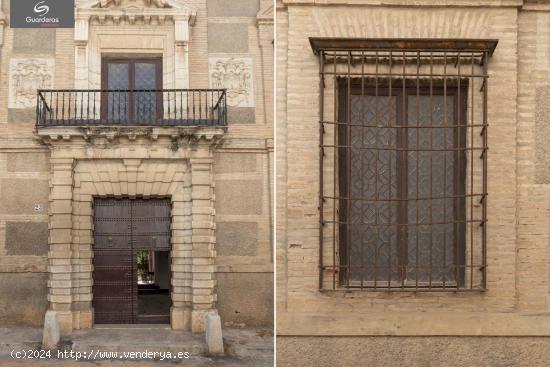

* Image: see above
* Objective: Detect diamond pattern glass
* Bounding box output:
[107,63,130,122]
[407,95,455,283]
[349,94,398,283]
[134,63,157,123]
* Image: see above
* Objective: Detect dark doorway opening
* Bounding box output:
[137,250,171,323]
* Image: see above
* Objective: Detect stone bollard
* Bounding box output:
[42,310,60,350]
[205,313,224,354]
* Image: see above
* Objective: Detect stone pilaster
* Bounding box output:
[74,15,89,90]
[175,17,190,89]
[171,167,193,330]
[256,4,274,126]
[47,156,75,335]
[0,0,5,48]
[190,140,218,333]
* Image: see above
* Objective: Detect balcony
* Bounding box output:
[36,89,227,127]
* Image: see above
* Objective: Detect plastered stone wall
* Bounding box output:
[206,0,274,327]
[277,336,550,367]
[276,0,550,342]
[0,0,50,324]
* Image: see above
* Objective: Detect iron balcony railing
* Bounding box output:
[36,89,227,127]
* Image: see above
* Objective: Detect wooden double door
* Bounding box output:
[92,198,171,324]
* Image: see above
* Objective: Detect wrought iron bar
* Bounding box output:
[36,89,227,127]
[316,40,494,292]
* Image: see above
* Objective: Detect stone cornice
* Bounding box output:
[76,7,196,25]
[257,4,274,26]
[522,0,550,11]
[35,126,226,147]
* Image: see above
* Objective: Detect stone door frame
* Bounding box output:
[39,127,224,335]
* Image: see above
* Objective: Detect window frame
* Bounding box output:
[337,81,469,289]
[100,57,163,123]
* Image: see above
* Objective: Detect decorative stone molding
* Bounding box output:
[78,0,192,10]
[256,4,274,27]
[209,57,255,108]
[74,0,196,90]
[36,126,226,147]
[256,3,274,125]
[9,59,55,109]
[40,129,223,333]
[0,0,5,47]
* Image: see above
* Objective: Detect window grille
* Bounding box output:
[312,38,497,291]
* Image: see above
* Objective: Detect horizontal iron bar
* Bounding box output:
[321,120,488,129]
[323,192,487,202]
[38,88,226,92]
[310,37,498,56]
[321,72,488,78]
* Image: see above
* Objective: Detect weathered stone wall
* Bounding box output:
[276,0,550,350]
[208,0,274,328]
[0,4,65,327]
[278,337,550,367]
[0,0,273,328]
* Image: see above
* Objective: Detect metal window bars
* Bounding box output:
[312,38,497,291]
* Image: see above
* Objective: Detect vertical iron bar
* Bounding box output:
[168,90,171,122]
[36,92,40,127]
[456,51,464,289]
[482,52,488,289]
[360,50,365,290]
[417,51,421,290]
[401,50,407,290]
[55,91,59,123]
[346,51,352,288]
[470,52,475,290]
[332,50,337,290]
[430,51,436,289]
[319,51,325,290]
[444,52,454,288]
[388,50,393,291]
[374,51,379,288]
[67,92,72,123]
[62,91,65,124]
[193,90,196,123]
[49,91,53,124]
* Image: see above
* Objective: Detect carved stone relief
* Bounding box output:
[209,57,254,107]
[9,58,54,109]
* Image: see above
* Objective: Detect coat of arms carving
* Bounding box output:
[9,59,54,109]
[209,57,254,107]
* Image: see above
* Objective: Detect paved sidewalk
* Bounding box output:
[0,326,273,366]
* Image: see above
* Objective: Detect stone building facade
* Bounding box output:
[277,0,550,365]
[0,0,273,334]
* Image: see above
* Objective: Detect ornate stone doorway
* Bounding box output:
[37,128,225,334]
